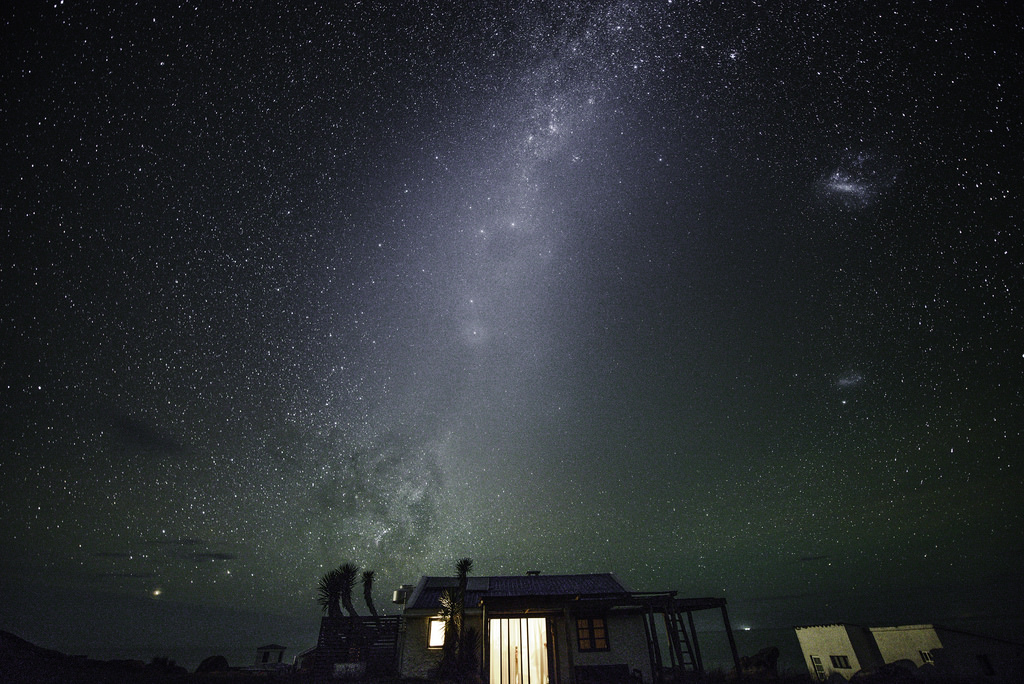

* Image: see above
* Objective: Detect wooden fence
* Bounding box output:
[313,615,401,681]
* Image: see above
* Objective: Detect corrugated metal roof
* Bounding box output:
[406,573,629,611]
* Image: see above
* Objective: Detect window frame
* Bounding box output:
[428,618,446,649]
[810,655,825,681]
[829,655,851,669]
[576,616,610,652]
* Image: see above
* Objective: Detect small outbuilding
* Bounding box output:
[254,643,287,669]
[795,623,1024,681]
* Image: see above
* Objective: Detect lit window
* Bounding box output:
[577,617,609,652]
[920,650,934,664]
[830,655,851,669]
[428,619,446,648]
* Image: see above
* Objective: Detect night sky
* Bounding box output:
[2,0,1022,667]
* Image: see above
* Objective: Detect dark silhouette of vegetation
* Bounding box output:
[456,558,472,585]
[362,569,378,617]
[146,656,186,675]
[314,560,404,681]
[438,588,459,677]
[438,557,475,682]
[317,567,345,617]
[318,562,382,619]
[457,625,481,680]
[738,646,780,678]
[338,562,360,617]
[194,654,229,673]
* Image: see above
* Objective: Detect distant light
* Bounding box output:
[744,627,751,631]
[152,589,162,597]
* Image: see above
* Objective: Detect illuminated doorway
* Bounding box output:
[489,617,550,684]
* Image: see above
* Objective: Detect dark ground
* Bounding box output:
[2,630,1012,684]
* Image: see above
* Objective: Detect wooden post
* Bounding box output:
[647,604,664,679]
[719,604,742,680]
[481,603,488,683]
[686,611,704,672]
[641,605,658,682]
[563,606,577,684]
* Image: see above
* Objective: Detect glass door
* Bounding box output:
[489,617,550,684]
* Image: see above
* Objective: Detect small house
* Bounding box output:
[795,623,1024,681]
[794,624,882,679]
[254,643,287,669]
[394,571,740,684]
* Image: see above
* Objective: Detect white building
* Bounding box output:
[795,623,1023,681]
[795,624,874,679]
[250,643,289,671]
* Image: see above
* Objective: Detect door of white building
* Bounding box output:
[810,655,825,680]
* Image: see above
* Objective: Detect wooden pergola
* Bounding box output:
[631,593,742,681]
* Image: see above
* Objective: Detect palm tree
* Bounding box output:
[338,562,360,617]
[362,569,382,629]
[317,568,344,617]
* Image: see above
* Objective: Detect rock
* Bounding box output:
[196,654,231,673]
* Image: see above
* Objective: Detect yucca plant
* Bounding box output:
[457,626,481,679]
[439,557,474,680]
[337,562,360,617]
[317,568,344,617]
[361,569,378,617]
[455,558,473,587]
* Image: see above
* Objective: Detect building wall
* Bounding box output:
[796,623,1024,682]
[932,627,1024,682]
[794,624,881,680]
[568,612,652,683]
[869,625,943,667]
[400,611,655,684]
[846,624,884,671]
[399,613,451,679]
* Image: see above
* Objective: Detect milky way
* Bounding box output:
[2,0,1022,665]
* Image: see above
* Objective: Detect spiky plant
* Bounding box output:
[455,558,473,590]
[454,558,473,640]
[337,562,360,617]
[362,568,382,626]
[438,588,460,678]
[317,568,344,617]
[361,569,377,616]
[457,626,481,679]
[439,588,460,634]
[439,557,473,679]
